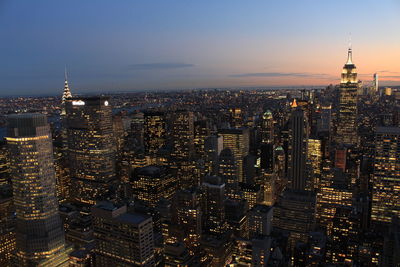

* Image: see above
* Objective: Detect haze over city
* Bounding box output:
[1,0,400,95]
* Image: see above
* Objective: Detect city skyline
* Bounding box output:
[1,0,400,95]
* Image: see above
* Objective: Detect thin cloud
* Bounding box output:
[127,63,194,70]
[229,72,335,79]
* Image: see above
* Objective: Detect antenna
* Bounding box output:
[349,33,352,50]
[64,65,68,81]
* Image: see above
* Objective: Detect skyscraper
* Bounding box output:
[202,175,227,235]
[218,148,239,199]
[143,111,166,154]
[171,110,195,159]
[336,47,359,146]
[219,128,249,182]
[371,127,400,224]
[6,114,69,266]
[287,108,309,191]
[65,97,116,205]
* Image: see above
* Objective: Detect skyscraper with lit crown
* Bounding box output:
[335,47,359,146]
[65,97,116,206]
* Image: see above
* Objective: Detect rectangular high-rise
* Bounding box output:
[92,202,155,266]
[287,108,308,191]
[371,127,400,224]
[6,114,69,266]
[219,128,249,182]
[65,97,116,205]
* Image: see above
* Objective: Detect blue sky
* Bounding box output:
[0,0,399,95]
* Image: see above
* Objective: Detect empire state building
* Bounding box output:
[335,47,359,146]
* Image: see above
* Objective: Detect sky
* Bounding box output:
[0,0,399,95]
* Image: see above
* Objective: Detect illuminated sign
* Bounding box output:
[72,100,85,106]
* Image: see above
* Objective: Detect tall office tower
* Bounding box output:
[131,166,177,207]
[202,175,227,235]
[130,112,144,148]
[171,110,195,159]
[143,111,166,154]
[61,68,72,110]
[6,114,69,266]
[204,135,223,175]
[65,97,116,205]
[260,143,274,174]
[371,127,400,224]
[113,115,126,152]
[92,202,155,266]
[218,148,239,199]
[336,47,359,146]
[219,128,250,182]
[58,71,73,201]
[194,120,210,157]
[0,187,15,266]
[0,142,9,186]
[316,168,353,234]
[273,189,316,253]
[260,110,274,144]
[171,188,202,253]
[247,204,273,239]
[316,104,331,135]
[307,138,322,191]
[287,108,309,191]
[373,73,379,93]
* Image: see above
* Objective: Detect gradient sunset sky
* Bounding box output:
[0,0,399,95]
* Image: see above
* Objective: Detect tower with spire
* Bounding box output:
[62,67,72,105]
[335,45,359,146]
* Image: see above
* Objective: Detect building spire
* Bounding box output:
[62,66,72,104]
[346,35,353,65]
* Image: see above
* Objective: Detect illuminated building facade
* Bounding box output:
[218,148,239,199]
[273,189,316,253]
[219,128,249,182]
[202,175,227,235]
[194,120,210,157]
[131,165,177,207]
[171,110,195,159]
[316,168,353,233]
[0,187,15,267]
[65,96,116,205]
[92,202,155,266]
[143,111,166,154]
[171,188,202,253]
[6,114,68,266]
[260,110,274,144]
[248,204,273,239]
[336,47,359,146]
[371,127,400,224]
[307,138,322,191]
[0,143,9,186]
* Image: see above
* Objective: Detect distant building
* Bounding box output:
[171,110,195,159]
[143,111,166,154]
[219,128,250,182]
[92,202,155,266]
[131,165,177,207]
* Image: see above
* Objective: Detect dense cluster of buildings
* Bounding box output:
[0,47,400,266]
